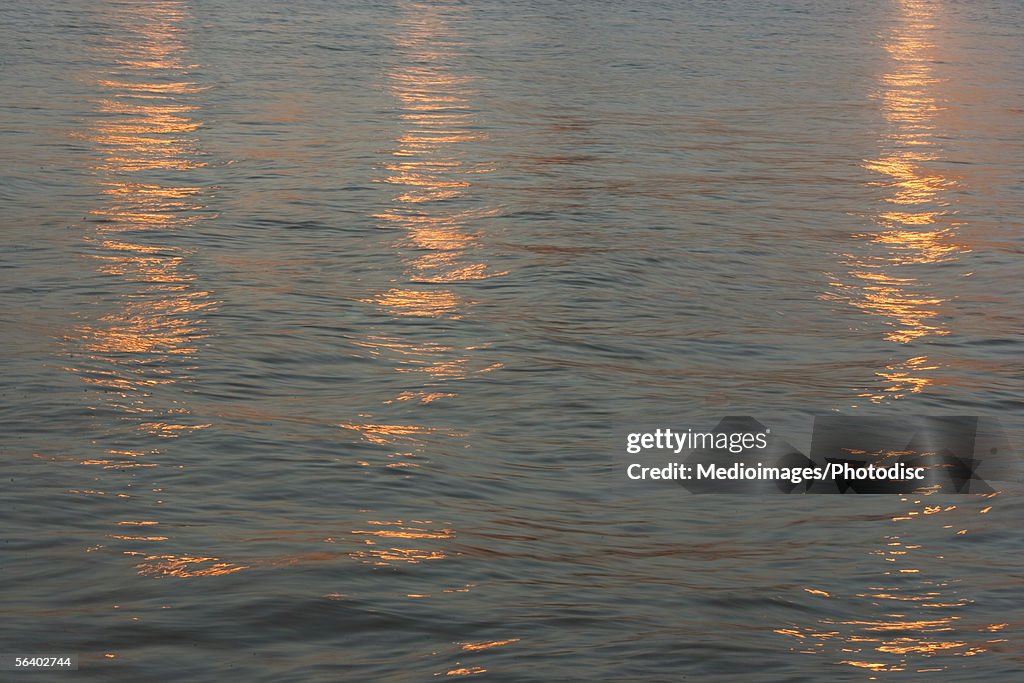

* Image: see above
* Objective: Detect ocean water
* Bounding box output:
[2,0,1023,680]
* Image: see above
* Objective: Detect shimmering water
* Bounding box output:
[2,0,1023,680]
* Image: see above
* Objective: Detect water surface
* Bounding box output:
[2,0,1023,680]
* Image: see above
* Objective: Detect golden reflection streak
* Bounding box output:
[798,12,1004,664]
[73,1,214,443]
[345,5,507,585]
[460,639,520,652]
[777,496,1004,673]
[67,1,241,577]
[131,554,249,578]
[825,0,968,403]
[349,7,506,468]
[444,667,487,677]
[348,7,500,423]
[348,518,454,566]
[363,2,504,324]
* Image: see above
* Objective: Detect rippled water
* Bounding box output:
[3,0,1023,680]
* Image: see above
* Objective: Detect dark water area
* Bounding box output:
[2,0,1023,680]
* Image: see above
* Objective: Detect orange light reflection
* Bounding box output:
[825,0,968,403]
[67,0,241,578]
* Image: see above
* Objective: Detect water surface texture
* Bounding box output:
[2,0,1023,680]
